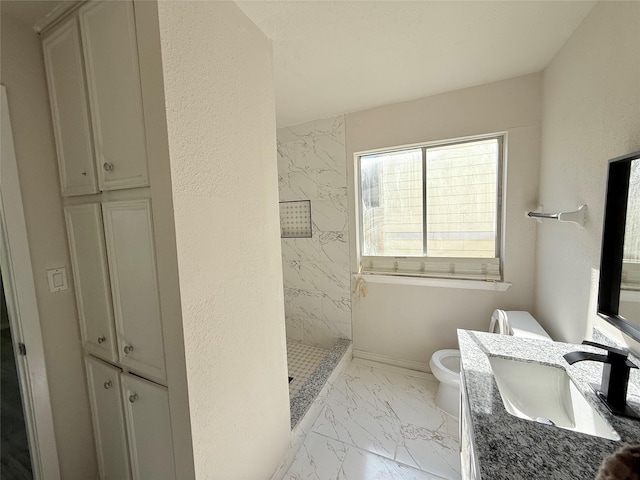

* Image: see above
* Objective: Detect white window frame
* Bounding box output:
[354,132,506,282]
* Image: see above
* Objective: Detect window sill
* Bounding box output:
[354,273,512,291]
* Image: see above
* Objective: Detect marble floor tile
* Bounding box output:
[325,361,446,432]
[281,432,347,480]
[337,447,446,480]
[311,401,400,459]
[396,424,461,480]
[280,359,461,480]
[325,362,398,411]
[383,376,447,432]
[447,417,460,441]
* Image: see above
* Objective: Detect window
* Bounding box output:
[622,159,640,290]
[357,134,504,281]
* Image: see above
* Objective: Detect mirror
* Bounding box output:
[598,150,640,342]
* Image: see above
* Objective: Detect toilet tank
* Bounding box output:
[492,310,553,342]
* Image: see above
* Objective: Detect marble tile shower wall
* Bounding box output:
[277,116,352,348]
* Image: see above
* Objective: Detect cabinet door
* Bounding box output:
[102,200,166,382]
[65,204,117,362]
[85,356,131,480]
[79,1,149,191]
[121,374,176,480]
[42,17,98,196]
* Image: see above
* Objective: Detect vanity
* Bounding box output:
[458,328,640,479]
[457,149,640,479]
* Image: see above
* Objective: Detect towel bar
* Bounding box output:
[526,204,587,227]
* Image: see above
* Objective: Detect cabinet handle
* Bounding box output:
[103,162,114,172]
[129,394,138,403]
[103,380,112,390]
[97,336,106,344]
[123,345,134,355]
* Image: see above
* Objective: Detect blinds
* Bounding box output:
[622,261,640,290]
[360,256,501,281]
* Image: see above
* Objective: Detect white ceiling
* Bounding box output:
[2,1,597,129]
[236,1,597,127]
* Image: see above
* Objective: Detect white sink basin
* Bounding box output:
[488,356,620,440]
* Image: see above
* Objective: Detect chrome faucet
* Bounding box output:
[564,340,639,419]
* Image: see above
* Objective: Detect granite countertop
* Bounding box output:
[458,329,640,480]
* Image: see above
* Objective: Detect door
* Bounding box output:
[79,0,149,191]
[65,204,117,362]
[1,85,60,479]
[85,356,131,480]
[42,17,98,196]
[101,200,166,382]
[1,277,33,479]
[121,374,175,480]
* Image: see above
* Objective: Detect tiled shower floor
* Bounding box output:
[286,340,328,397]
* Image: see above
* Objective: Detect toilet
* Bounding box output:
[429,310,552,418]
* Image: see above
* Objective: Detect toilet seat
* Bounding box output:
[429,349,461,386]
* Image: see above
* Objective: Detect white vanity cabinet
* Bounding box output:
[85,356,176,480]
[121,373,176,479]
[85,356,131,480]
[43,0,149,196]
[66,199,166,382]
[42,17,98,196]
[460,368,480,480]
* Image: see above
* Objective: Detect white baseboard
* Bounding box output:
[352,350,431,375]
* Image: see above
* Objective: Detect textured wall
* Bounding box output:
[536,1,640,345]
[133,2,195,476]
[277,116,352,348]
[157,1,290,477]
[345,74,543,370]
[0,11,98,478]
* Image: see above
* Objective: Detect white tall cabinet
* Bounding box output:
[65,200,174,479]
[66,200,166,383]
[43,1,149,197]
[43,1,176,478]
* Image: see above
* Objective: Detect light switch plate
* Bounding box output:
[46,267,68,293]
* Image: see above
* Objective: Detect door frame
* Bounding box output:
[1,84,61,479]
